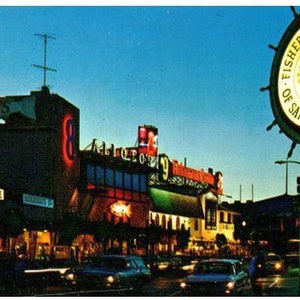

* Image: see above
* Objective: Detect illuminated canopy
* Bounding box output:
[149,187,204,218]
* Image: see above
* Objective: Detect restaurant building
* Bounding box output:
[0,87,239,259]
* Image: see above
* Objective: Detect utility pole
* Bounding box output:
[33,33,57,88]
[275,159,300,195]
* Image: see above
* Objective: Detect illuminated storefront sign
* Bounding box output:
[116,147,147,164]
[215,171,223,195]
[138,125,158,157]
[62,113,76,167]
[269,14,300,144]
[158,154,170,182]
[91,141,151,165]
[89,125,158,165]
[172,160,215,186]
[109,202,131,218]
[158,154,223,194]
[23,193,54,208]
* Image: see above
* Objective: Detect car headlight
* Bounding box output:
[275,263,282,269]
[107,275,115,284]
[226,281,235,289]
[180,282,187,289]
[65,272,75,281]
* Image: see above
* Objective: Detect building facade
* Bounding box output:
[0,87,80,258]
[0,88,239,259]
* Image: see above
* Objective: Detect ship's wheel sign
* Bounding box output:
[264,7,300,157]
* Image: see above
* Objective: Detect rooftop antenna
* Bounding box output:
[32,33,57,89]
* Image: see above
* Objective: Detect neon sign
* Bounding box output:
[172,160,215,186]
[138,125,158,157]
[158,154,170,182]
[158,154,223,194]
[62,114,76,167]
[109,202,131,218]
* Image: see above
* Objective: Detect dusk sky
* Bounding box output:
[1,5,299,201]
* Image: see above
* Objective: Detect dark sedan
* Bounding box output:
[37,259,78,289]
[75,255,151,293]
[0,258,61,295]
[180,258,248,296]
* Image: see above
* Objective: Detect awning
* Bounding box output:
[149,187,204,218]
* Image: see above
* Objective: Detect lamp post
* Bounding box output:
[275,159,300,294]
[274,159,300,195]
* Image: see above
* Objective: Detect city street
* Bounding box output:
[40,266,299,297]
[260,267,299,296]
[138,267,299,296]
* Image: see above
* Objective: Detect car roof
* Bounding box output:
[266,253,281,257]
[200,259,241,264]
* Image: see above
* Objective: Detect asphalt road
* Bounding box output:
[140,267,299,296]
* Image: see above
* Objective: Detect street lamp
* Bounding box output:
[274,159,300,195]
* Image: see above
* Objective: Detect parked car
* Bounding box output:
[158,253,181,271]
[75,255,151,293]
[172,255,198,275]
[142,254,171,274]
[264,253,286,274]
[37,259,78,289]
[0,258,61,295]
[180,259,248,296]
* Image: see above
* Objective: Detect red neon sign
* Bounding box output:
[62,114,76,167]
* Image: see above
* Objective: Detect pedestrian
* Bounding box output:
[249,249,266,296]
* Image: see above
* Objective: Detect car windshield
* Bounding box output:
[50,259,76,268]
[265,255,281,261]
[195,262,233,275]
[91,257,127,269]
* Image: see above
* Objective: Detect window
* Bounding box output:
[86,164,147,193]
[205,200,217,229]
[168,217,172,230]
[194,219,199,231]
[228,213,231,224]
[220,211,224,223]
[234,262,242,274]
[155,214,159,226]
[162,215,166,229]
[176,217,180,230]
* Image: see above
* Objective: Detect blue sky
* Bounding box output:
[1,5,300,201]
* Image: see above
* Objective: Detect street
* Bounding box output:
[139,267,299,296]
[40,266,299,297]
[259,267,299,296]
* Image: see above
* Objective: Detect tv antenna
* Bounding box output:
[33,33,57,88]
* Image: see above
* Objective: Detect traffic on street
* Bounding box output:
[0,254,298,297]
